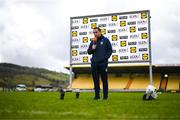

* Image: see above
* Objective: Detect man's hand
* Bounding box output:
[92,44,96,50]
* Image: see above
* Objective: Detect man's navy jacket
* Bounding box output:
[87,35,112,63]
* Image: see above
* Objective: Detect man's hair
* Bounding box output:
[93,27,101,32]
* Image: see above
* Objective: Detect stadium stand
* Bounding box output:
[72,74,93,89]
[108,74,129,89]
[68,64,180,91]
[153,74,161,89]
[167,74,180,90]
[125,78,133,89]
[129,74,149,90]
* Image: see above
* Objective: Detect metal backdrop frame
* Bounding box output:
[69,10,152,89]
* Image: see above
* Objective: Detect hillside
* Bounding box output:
[0,63,69,89]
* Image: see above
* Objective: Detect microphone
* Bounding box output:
[92,37,97,50]
[92,37,97,44]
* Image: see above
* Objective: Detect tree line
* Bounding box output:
[0,63,69,91]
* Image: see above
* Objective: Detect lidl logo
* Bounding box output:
[130,47,136,53]
[83,17,88,24]
[83,56,88,62]
[101,29,106,35]
[112,15,117,21]
[141,33,148,39]
[141,12,147,19]
[112,49,116,53]
[91,23,97,29]
[72,31,77,37]
[112,55,118,61]
[142,53,148,60]
[112,35,118,41]
[120,41,126,47]
[130,26,136,33]
[72,50,78,56]
[120,21,126,27]
[83,37,88,43]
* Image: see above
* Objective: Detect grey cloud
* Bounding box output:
[0,0,180,73]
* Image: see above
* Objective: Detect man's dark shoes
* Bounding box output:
[103,97,108,100]
[93,97,100,100]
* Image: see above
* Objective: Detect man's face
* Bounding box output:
[93,29,101,38]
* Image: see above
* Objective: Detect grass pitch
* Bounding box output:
[0,92,180,119]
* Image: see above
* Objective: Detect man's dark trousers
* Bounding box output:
[91,61,108,99]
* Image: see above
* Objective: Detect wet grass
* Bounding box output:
[0,92,180,119]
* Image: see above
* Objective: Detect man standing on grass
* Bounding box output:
[87,27,112,100]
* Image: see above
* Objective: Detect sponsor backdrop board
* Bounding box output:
[70,10,151,65]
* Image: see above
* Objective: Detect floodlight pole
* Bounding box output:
[69,17,73,90]
[148,11,153,85]
[149,61,153,85]
[69,64,73,89]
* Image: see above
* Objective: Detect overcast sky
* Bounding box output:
[0,0,180,73]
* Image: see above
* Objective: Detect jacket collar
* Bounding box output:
[97,35,104,41]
